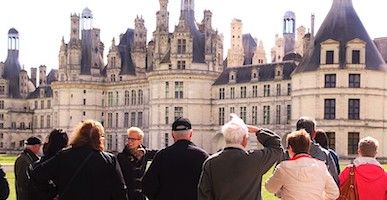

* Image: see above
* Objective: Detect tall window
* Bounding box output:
[177,39,187,54]
[352,50,360,64]
[107,113,113,128]
[349,74,360,88]
[40,116,44,128]
[348,99,360,120]
[165,107,169,124]
[326,50,334,64]
[0,101,4,109]
[124,91,130,105]
[324,99,336,120]
[177,60,186,69]
[108,92,113,106]
[218,107,225,125]
[131,112,136,126]
[275,105,281,124]
[47,100,51,109]
[175,82,184,99]
[240,86,247,98]
[219,88,225,99]
[230,107,235,114]
[0,86,4,95]
[326,132,336,150]
[131,90,136,105]
[165,82,169,98]
[287,83,291,96]
[287,105,291,124]
[264,85,270,97]
[138,90,144,105]
[252,106,258,125]
[276,84,281,96]
[325,74,336,88]
[263,106,270,125]
[230,87,235,99]
[164,133,169,147]
[20,122,25,129]
[252,85,258,97]
[34,101,38,109]
[240,107,247,122]
[41,100,44,109]
[138,112,143,127]
[124,112,129,128]
[115,113,119,128]
[107,135,113,151]
[115,92,119,106]
[83,99,86,105]
[47,115,51,128]
[174,107,183,120]
[348,132,359,155]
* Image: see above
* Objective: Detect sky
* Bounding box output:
[0,0,386,74]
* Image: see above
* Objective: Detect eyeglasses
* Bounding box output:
[128,137,141,141]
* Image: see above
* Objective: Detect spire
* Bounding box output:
[295,0,387,73]
[181,0,194,11]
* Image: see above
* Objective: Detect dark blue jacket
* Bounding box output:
[142,140,209,200]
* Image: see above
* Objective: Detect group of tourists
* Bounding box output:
[2,114,386,200]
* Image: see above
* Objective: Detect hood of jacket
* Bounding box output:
[353,157,386,183]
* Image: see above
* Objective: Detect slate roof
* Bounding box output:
[3,49,21,98]
[80,30,92,75]
[27,86,53,99]
[118,29,136,75]
[294,0,386,73]
[8,28,18,35]
[180,10,206,63]
[213,61,297,85]
[47,69,58,85]
[242,34,257,65]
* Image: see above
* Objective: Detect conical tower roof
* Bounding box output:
[294,0,386,73]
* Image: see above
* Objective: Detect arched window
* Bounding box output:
[131,90,136,105]
[138,90,144,105]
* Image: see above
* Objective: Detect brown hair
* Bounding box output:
[69,119,105,151]
[287,129,311,155]
[314,129,328,149]
[358,136,379,157]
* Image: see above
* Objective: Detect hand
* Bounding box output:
[247,125,261,134]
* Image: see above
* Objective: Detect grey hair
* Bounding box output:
[222,114,248,145]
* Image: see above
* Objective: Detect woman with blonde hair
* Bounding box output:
[31,119,127,200]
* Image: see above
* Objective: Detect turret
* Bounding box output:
[39,65,47,86]
[30,67,37,86]
[81,7,93,30]
[19,69,28,98]
[70,14,80,40]
[227,19,244,67]
[283,11,296,55]
[253,40,267,64]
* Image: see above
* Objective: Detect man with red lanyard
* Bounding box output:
[265,130,339,200]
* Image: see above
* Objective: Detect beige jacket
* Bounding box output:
[265,156,339,200]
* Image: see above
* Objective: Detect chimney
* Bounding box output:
[30,67,37,87]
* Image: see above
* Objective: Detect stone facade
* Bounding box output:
[0,0,386,158]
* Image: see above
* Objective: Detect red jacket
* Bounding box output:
[339,161,387,200]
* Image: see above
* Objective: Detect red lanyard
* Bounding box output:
[291,154,312,160]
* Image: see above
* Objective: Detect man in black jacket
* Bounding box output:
[142,117,209,200]
[118,127,156,200]
[14,136,42,200]
[0,165,9,200]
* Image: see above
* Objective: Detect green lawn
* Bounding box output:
[2,153,387,200]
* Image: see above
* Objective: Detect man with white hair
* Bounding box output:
[198,114,283,200]
[143,117,209,200]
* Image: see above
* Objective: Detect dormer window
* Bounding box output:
[320,39,340,66]
[346,38,366,66]
[251,68,259,81]
[326,51,334,64]
[229,70,237,83]
[275,65,283,80]
[352,50,360,64]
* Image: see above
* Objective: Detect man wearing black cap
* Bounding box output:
[142,117,209,200]
[14,136,42,200]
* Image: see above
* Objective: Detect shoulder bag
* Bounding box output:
[337,165,359,200]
